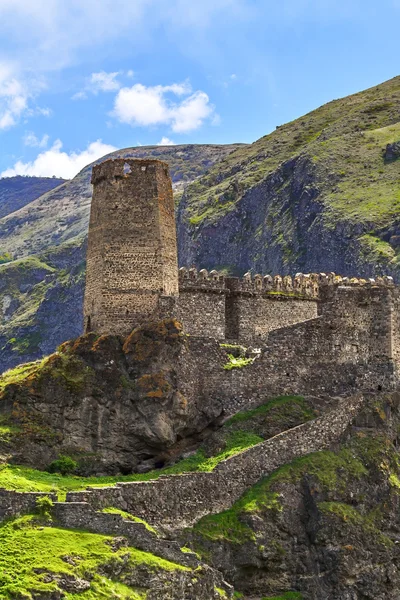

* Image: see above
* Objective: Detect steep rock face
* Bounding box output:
[177,76,400,278]
[177,153,375,276]
[0,319,224,474]
[184,394,400,600]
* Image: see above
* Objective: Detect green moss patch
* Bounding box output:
[102,507,159,536]
[262,594,303,600]
[0,515,188,599]
[225,396,314,427]
[193,437,383,544]
[223,354,254,370]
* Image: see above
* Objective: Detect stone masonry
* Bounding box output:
[83,159,320,341]
[84,158,178,335]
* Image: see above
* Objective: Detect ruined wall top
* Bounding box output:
[91,158,170,185]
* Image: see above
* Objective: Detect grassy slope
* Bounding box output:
[0,394,314,496]
[181,76,400,231]
[0,515,188,599]
[192,434,397,545]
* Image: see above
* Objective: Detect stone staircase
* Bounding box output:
[65,393,364,531]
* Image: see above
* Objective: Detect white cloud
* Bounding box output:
[0,62,28,129]
[72,91,87,101]
[171,91,213,133]
[113,81,215,133]
[0,61,48,130]
[1,139,117,179]
[23,131,49,148]
[73,70,122,100]
[89,71,121,93]
[157,137,175,146]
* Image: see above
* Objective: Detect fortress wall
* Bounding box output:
[66,395,363,530]
[0,490,57,521]
[317,285,394,362]
[192,285,397,416]
[226,294,317,344]
[173,290,226,339]
[52,502,199,567]
[173,269,319,342]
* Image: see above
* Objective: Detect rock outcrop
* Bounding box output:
[0,319,225,473]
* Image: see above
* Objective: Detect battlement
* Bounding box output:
[178,267,227,292]
[178,268,395,297]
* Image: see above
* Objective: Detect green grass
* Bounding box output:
[225,396,313,426]
[0,515,188,599]
[0,359,44,392]
[262,594,303,600]
[0,352,94,398]
[193,442,370,543]
[223,354,254,370]
[0,421,20,442]
[318,501,393,547]
[183,77,400,228]
[0,429,263,497]
[101,507,158,535]
[359,234,398,265]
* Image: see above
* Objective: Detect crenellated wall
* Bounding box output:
[167,268,396,345]
[162,268,320,343]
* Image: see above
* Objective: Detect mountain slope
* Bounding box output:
[177,75,400,276]
[0,144,243,260]
[0,176,65,221]
[0,144,242,372]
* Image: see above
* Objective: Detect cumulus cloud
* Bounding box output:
[73,70,123,100]
[23,131,49,148]
[157,137,175,146]
[1,139,117,179]
[113,81,215,133]
[0,61,48,130]
[0,63,28,129]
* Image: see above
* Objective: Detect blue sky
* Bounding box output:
[0,0,399,179]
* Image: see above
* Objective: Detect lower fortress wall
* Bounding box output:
[66,394,364,530]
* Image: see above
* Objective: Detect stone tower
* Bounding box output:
[84,158,179,335]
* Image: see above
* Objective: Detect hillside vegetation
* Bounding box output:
[177,75,400,276]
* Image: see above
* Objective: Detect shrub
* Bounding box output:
[48,455,77,476]
[36,495,54,521]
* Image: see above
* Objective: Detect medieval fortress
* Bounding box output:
[84,157,400,392]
